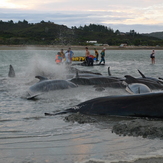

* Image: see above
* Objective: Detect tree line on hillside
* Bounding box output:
[0,20,163,46]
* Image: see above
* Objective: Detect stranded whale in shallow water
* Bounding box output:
[124,75,163,90]
[28,76,78,94]
[45,92,163,118]
[68,67,124,87]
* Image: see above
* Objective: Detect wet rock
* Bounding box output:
[112,119,163,139]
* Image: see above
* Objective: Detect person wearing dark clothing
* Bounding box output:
[99,48,106,65]
[150,49,155,64]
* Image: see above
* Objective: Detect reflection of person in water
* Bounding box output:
[99,48,106,65]
[150,49,155,64]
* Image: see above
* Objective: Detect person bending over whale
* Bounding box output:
[85,47,94,66]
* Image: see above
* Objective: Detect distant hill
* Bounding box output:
[143,31,163,40]
[0,20,163,46]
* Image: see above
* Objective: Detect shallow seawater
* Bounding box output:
[1,49,163,163]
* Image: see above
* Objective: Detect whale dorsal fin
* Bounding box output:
[108,67,111,76]
[124,75,137,84]
[75,70,79,78]
[137,69,146,78]
[8,65,15,77]
[35,76,48,82]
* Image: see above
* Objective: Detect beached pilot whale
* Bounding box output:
[69,75,123,86]
[124,75,163,90]
[45,92,163,118]
[68,67,124,87]
[137,69,163,84]
[28,76,78,94]
[8,65,15,77]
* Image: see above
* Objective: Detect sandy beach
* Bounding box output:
[0,45,163,50]
[77,156,163,163]
[64,113,163,163]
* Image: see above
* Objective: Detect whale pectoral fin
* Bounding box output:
[27,93,42,100]
[75,70,79,78]
[35,76,48,82]
[44,111,69,116]
[44,113,56,116]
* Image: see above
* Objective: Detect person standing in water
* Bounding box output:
[85,47,94,66]
[60,49,65,59]
[85,47,90,64]
[99,47,106,65]
[68,48,74,63]
[55,52,62,64]
[150,49,155,64]
[94,48,99,62]
[65,48,72,65]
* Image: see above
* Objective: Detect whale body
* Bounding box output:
[45,92,163,118]
[124,75,163,90]
[29,76,78,94]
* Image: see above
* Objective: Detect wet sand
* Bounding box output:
[111,157,163,163]
[0,45,162,50]
[83,157,163,163]
[65,113,163,139]
[65,113,163,163]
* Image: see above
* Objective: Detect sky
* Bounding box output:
[1,0,163,33]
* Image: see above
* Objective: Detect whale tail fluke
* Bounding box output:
[45,111,69,116]
[44,107,78,116]
[8,65,15,77]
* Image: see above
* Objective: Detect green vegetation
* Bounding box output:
[0,20,163,46]
[143,32,163,40]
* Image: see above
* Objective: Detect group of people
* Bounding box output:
[85,47,106,65]
[55,48,74,64]
[55,48,155,66]
[55,47,106,66]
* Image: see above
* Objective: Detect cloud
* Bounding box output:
[0,0,163,33]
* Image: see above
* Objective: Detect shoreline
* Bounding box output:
[64,113,163,163]
[0,45,163,50]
